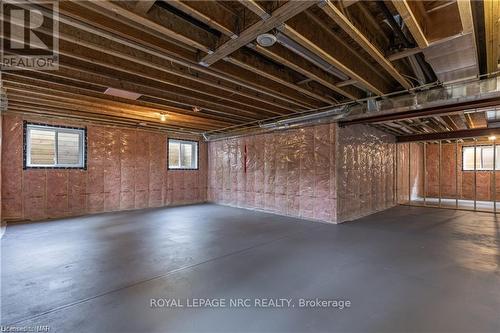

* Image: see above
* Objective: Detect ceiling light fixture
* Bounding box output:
[160,113,167,122]
[192,106,202,112]
[104,87,142,100]
[256,33,277,47]
[489,135,496,141]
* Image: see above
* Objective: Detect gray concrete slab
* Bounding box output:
[1,204,499,332]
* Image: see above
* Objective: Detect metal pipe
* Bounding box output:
[375,1,435,83]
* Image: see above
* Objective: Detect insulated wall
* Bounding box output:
[425,143,499,201]
[208,123,397,223]
[396,142,424,204]
[1,115,207,222]
[336,125,396,222]
[208,123,337,223]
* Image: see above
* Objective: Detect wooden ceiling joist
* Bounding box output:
[391,0,429,48]
[319,0,411,90]
[5,67,258,123]
[226,50,336,104]
[159,0,357,102]
[134,0,157,15]
[278,23,388,96]
[4,86,226,131]
[91,0,216,53]
[484,0,500,74]
[237,0,271,20]
[199,0,318,66]
[4,14,308,115]
[55,2,327,109]
[165,0,238,39]
[251,43,362,100]
[26,2,306,114]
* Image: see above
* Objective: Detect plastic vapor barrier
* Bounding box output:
[1,115,207,222]
[208,123,337,223]
[208,123,398,223]
[336,125,396,222]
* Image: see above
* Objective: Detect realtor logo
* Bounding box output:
[1,0,59,70]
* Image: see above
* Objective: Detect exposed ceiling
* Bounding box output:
[0,0,495,135]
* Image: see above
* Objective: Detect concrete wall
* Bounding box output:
[336,125,396,222]
[208,123,337,222]
[208,123,397,223]
[1,114,207,222]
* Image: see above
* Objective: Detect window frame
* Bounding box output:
[462,144,500,171]
[167,138,199,170]
[23,122,87,170]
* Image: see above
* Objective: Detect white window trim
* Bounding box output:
[168,139,198,170]
[26,124,86,168]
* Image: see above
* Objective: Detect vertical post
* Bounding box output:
[439,140,442,207]
[395,143,398,204]
[408,143,411,204]
[474,138,477,211]
[455,140,459,209]
[423,142,427,206]
[493,139,496,213]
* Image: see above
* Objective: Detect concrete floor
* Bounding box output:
[1,204,499,332]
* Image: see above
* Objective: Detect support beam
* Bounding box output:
[320,1,411,90]
[200,1,318,66]
[339,96,500,126]
[397,127,500,142]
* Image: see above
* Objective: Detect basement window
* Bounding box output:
[462,146,500,171]
[168,139,198,170]
[24,123,86,169]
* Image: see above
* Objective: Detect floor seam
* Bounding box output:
[6,225,323,326]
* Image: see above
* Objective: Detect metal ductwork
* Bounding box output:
[204,106,348,141]
[275,32,350,82]
[340,75,500,125]
[377,2,436,84]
